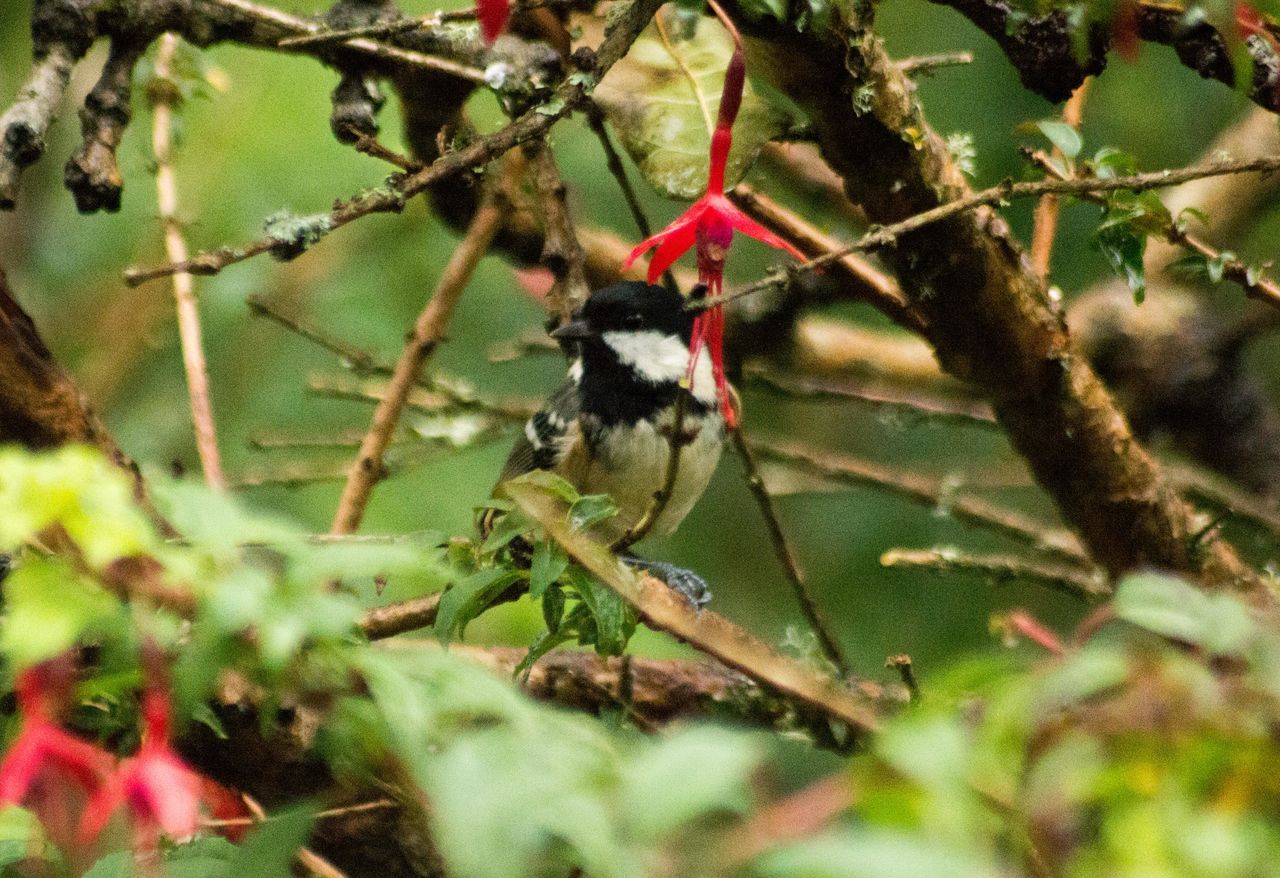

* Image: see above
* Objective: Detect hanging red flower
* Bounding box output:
[80,689,207,850]
[0,658,114,847]
[623,1,803,428]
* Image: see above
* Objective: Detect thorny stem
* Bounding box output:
[706,154,1280,313]
[730,427,851,676]
[124,0,667,287]
[1029,78,1090,280]
[330,169,513,535]
[152,33,227,492]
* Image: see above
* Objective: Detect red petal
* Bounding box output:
[80,769,126,841]
[477,0,510,44]
[0,733,46,805]
[716,198,806,262]
[130,751,202,838]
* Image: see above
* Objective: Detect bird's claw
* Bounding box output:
[624,558,712,608]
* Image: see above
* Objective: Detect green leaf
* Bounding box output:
[84,837,239,878]
[434,568,525,645]
[227,805,316,878]
[529,541,569,598]
[479,510,532,554]
[568,494,620,531]
[621,726,762,840]
[514,627,572,680]
[568,570,636,656]
[594,12,792,198]
[1,557,121,667]
[1095,215,1147,303]
[1113,571,1258,656]
[1035,119,1082,159]
[750,830,1000,878]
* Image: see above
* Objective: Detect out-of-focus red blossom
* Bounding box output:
[1006,610,1065,656]
[0,660,114,846]
[80,690,207,850]
[623,1,802,428]
[477,0,510,44]
[1111,0,1141,62]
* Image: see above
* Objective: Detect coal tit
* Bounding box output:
[493,281,726,604]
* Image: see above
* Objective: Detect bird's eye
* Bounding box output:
[623,312,644,330]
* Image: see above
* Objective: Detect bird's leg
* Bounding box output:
[621,554,712,607]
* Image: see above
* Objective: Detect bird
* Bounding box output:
[490,280,726,604]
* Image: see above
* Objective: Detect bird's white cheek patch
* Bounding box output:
[601,330,717,404]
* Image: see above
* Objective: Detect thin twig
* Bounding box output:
[239,793,349,878]
[751,437,1093,567]
[880,547,1109,600]
[205,0,485,82]
[703,154,1280,313]
[884,654,918,702]
[895,51,974,75]
[203,798,398,829]
[612,390,689,552]
[359,593,443,640]
[584,103,678,292]
[330,170,512,534]
[124,0,666,287]
[1029,78,1090,280]
[745,365,996,427]
[727,183,925,333]
[730,427,851,676]
[152,33,226,491]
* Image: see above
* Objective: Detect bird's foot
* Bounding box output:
[623,557,712,608]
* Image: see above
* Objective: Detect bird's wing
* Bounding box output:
[496,376,581,485]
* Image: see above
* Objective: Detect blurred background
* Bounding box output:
[0,0,1274,686]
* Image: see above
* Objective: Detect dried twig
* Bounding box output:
[240,793,349,878]
[1029,78,1090,280]
[708,154,1280,313]
[751,437,1091,567]
[330,174,512,534]
[880,547,1109,600]
[151,33,226,491]
[528,143,591,321]
[727,183,923,333]
[123,0,666,287]
[896,51,974,75]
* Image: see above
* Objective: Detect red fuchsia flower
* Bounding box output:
[623,0,803,428]
[80,688,206,850]
[0,658,114,847]
[477,0,510,44]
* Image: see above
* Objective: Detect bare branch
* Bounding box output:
[330,167,512,535]
[152,33,226,491]
[123,0,665,286]
[880,547,1110,600]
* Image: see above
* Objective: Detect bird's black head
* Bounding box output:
[553,281,693,344]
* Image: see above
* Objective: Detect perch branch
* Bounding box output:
[505,480,881,736]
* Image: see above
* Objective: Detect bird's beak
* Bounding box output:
[550,318,593,340]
